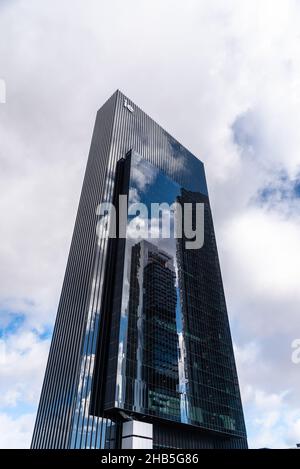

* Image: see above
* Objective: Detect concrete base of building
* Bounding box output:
[121,420,153,449]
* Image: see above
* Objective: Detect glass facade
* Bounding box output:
[103,152,246,441]
[32,90,247,449]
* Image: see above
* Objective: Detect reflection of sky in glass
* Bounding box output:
[113,151,246,438]
[99,150,247,439]
[116,152,189,422]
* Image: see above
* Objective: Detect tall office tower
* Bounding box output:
[31,90,247,449]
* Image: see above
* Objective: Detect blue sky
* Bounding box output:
[0,0,300,448]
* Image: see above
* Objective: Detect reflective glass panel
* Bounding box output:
[112,151,246,438]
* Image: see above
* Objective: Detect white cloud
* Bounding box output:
[0,327,49,448]
[0,330,50,408]
[222,208,300,335]
[235,342,300,448]
[0,413,35,449]
[246,387,300,448]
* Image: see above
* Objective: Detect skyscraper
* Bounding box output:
[31,90,247,449]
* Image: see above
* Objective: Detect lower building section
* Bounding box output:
[103,417,248,449]
[152,420,247,449]
[121,421,153,449]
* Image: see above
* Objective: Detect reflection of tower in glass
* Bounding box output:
[176,188,246,436]
[126,240,180,420]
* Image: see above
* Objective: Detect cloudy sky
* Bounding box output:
[0,0,300,448]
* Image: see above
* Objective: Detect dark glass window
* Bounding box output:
[107,151,246,439]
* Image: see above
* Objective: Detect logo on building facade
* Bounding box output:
[124,98,134,113]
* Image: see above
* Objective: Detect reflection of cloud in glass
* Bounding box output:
[127,215,148,239]
[114,153,192,423]
[131,156,157,191]
[128,187,140,204]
